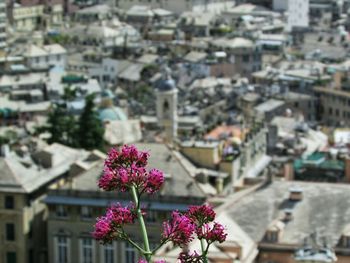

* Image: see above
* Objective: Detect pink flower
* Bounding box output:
[162,211,195,246]
[144,169,164,194]
[138,259,147,263]
[98,166,118,191]
[197,222,227,244]
[107,203,137,226]
[92,215,113,243]
[187,205,216,226]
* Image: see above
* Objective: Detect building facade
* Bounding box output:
[286,0,309,31]
[0,1,6,55]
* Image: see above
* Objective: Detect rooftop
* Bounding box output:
[255,99,285,113]
[69,143,206,198]
[0,143,88,193]
[228,181,350,246]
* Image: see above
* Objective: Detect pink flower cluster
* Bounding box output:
[162,205,227,247]
[187,204,216,226]
[98,145,164,193]
[162,211,196,246]
[197,222,227,244]
[92,203,136,243]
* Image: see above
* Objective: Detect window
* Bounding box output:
[243,55,250,62]
[125,242,138,263]
[146,210,157,223]
[81,206,92,220]
[6,252,16,263]
[57,236,69,263]
[57,55,61,61]
[56,205,68,218]
[102,243,114,263]
[6,223,15,241]
[5,196,14,209]
[80,238,94,263]
[266,231,278,242]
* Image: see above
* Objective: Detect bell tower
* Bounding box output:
[156,67,178,142]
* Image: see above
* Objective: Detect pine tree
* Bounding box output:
[46,104,78,147]
[77,95,105,150]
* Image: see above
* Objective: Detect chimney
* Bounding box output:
[215,177,224,195]
[196,172,209,184]
[345,158,350,183]
[0,144,10,157]
[289,186,303,201]
[264,220,285,243]
[283,160,294,181]
[283,209,293,222]
[333,71,343,90]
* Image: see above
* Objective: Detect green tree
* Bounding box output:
[46,104,78,147]
[76,95,105,150]
[63,86,77,101]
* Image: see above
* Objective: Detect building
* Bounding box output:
[0,141,98,263]
[209,37,262,78]
[116,0,232,14]
[88,58,131,88]
[67,23,141,53]
[272,0,311,32]
[44,143,206,263]
[180,122,269,191]
[12,4,63,32]
[0,0,6,55]
[293,152,349,183]
[286,0,309,32]
[314,77,350,126]
[25,44,67,69]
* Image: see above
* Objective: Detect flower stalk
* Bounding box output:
[131,185,152,262]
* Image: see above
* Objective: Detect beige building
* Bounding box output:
[13,4,63,32]
[180,122,269,191]
[209,37,262,78]
[314,85,350,126]
[0,141,103,263]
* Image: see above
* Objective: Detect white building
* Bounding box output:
[0,1,6,53]
[67,23,140,52]
[116,0,232,14]
[25,44,67,69]
[273,0,309,31]
[88,58,131,88]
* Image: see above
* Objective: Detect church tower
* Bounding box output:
[156,68,178,142]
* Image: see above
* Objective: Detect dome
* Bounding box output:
[101,89,114,99]
[98,107,127,122]
[157,77,176,91]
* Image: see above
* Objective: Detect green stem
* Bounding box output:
[131,186,152,262]
[200,239,208,263]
